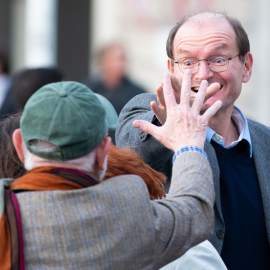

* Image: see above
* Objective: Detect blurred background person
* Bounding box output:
[13,67,63,111]
[0,49,10,112]
[0,112,26,179]
[84,42,146,142]
[0,67,63,118]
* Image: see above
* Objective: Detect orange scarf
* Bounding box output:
[0,166,99,270]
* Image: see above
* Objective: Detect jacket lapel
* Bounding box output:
[248,120,270,244]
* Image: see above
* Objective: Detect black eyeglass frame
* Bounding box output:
[174,54,241,74]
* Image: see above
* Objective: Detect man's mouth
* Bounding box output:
[191,86,200,93]
[191,84,223,94]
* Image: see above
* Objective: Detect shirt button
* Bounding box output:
[216,230,225,239]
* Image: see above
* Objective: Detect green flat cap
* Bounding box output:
[21,81,118,161]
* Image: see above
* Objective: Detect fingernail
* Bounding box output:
[164,73,169,78]
[133,121,140,128]
[185,69,192,75]
[201,80,208,86]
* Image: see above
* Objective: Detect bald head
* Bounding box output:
[185,12,226,25]
[166,12,249,63]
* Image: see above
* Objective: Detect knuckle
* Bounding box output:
[165,91,174,99]
[195,98,204,104]
[182,91,190,98]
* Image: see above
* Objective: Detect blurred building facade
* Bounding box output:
[1,0,90,82]
[1,0,270,125]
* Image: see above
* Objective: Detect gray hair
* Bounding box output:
[23,139,96,172]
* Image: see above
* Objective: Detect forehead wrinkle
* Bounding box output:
[178,43,228,54]
[175,30,235,46]
[174,29,236,58]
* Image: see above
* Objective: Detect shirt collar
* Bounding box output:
[206,106,252,157]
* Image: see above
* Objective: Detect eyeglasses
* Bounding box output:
[174,54,240,74]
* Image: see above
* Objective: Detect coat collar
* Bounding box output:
[248,119,270,244]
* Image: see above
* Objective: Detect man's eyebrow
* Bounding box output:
[214,44,229,50]
[178,48,191,54]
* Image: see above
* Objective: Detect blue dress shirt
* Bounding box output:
[206,106,252,157]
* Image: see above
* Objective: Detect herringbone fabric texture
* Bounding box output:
[16,152,214,270]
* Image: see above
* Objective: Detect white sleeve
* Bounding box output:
[159,240,227,270]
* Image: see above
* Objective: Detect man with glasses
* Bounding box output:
[116,12,270,270]
[175,54,240,74]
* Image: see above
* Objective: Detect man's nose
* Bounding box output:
[194,60,215,81]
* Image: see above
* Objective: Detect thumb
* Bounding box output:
[133,120,161,141]
[151,101,166,125]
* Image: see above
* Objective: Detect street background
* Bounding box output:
[1,0,269,125]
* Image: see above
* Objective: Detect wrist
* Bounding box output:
[173,142,204,153]
[173,146,208,163]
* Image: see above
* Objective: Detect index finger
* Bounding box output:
[180,69,192,107]
[170,74,181,103]
[162,73,177,109]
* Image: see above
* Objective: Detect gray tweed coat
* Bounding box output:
[16,152,214,270]
[115,93,270,254]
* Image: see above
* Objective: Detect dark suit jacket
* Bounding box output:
[115,93,270,254]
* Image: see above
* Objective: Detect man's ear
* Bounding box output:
[167,58,174,74]
[95,136,111,170]
[13,129,25,164]
[242,52,253,83]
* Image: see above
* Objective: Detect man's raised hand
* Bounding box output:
[151,74,221,125]
[133,70,222,152]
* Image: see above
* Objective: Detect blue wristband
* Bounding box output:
[173,146,208,163]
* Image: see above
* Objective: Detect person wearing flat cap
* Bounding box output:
[0,76,221,269]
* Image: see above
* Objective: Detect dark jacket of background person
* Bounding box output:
[0,68,63,118]
[0,113,26,179]
[84,43,146,143]
[86,76,145,116]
